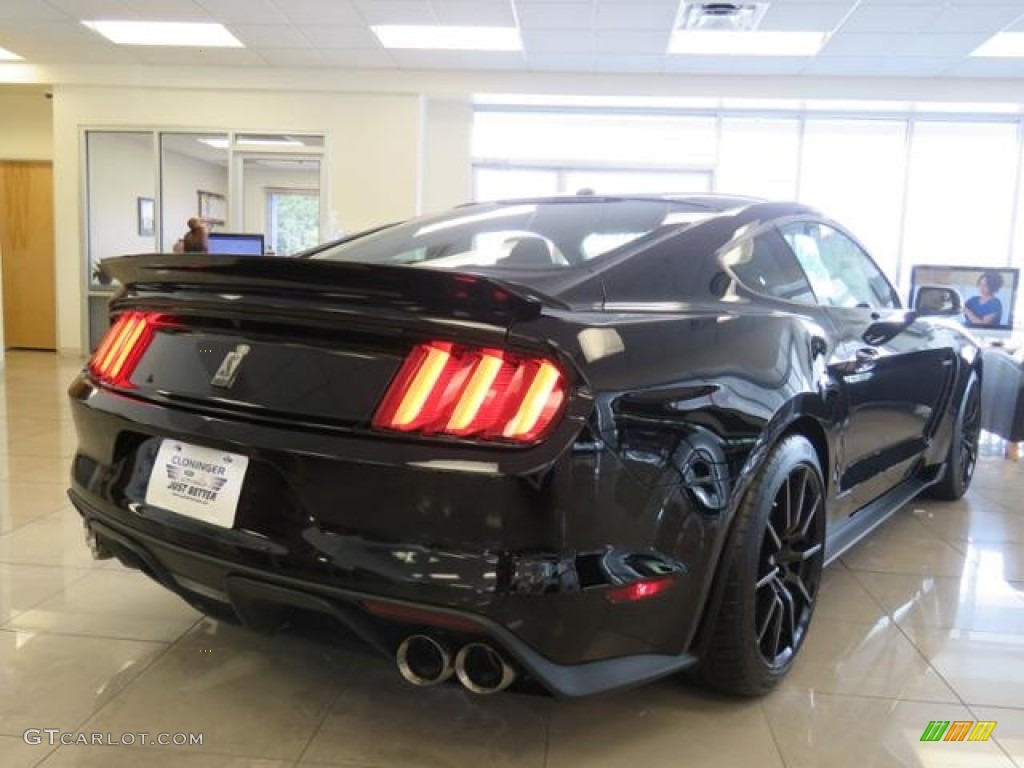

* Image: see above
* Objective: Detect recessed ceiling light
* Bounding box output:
[971,32,1024,58]
[0,46,24,61]
[372,25,521,52]
[82,20,244,48]
[668,30,826,56]
[197,138,230,149]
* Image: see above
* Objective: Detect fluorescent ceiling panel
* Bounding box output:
[0,47,24,61]
[971,33,1024,58]
[668,30,826,56]
[82,20,244,48]
[372,25,521,51]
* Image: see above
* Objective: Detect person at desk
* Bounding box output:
[964,270,1005,327]
[172,217,209,253]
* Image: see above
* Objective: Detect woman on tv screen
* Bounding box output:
[964,270,1004,327]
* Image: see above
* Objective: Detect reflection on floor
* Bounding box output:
[0,350,1021,768]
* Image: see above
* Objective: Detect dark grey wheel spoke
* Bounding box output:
[756,566,779,590]
[754,459,825,667]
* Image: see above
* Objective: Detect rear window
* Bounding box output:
[309,199,713,270]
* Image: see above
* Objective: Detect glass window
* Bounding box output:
[722,229,816,304]
[716,118,800,200]
[311,199,711,271]
[474,167,558,201]
[798,119,907,281]
[900,121,1018,288]
[780,221,897,309]
[160,133,228,251]
[268,190,319,256]
[472,111,717,166]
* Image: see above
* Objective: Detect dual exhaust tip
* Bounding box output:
[396,634,516,694]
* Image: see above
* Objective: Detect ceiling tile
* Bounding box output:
[803,55,953,76]
[758,4,852,32]
[432,1,516,26]
[195,0,289,24]
[595,54,665,73]
[925,5,1024,34]
[115,0,213,21]
[595,3,678,31]
[273,0,363,25]
[257,47,328,66]
[515,2,594,29]
[838,4,940,34]
[231,24,309,48]
[296,25,379,49]
[945,57,1024,77]
[45,0,131,21]
[594,30,669,54]
[320,47,395,66]
[0,0,74,22]
[353,0,437,25]
[520,28,593,53]
[460,50,528,70]
[526,51,595,71]
[820,32,989,57]
[663,56,811,75]
[132,46,267,66]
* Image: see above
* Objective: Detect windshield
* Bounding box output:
[310,199,714,270]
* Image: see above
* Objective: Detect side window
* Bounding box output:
[779,221,897,309]
[722,229,817,304]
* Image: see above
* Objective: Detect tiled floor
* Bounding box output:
[0,349,1022,767]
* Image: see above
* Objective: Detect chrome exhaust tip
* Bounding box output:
[83,521,113,560]
[396,634,454,687]
[454,642,516,695]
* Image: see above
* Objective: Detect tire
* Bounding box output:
[923,370,981,502]
[695,434,826,696]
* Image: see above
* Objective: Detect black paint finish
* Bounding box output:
[69,196,979,696]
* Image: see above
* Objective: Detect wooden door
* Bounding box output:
[0,161,57,349]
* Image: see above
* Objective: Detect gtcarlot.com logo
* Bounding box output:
[23,730,203,747]
[920,720,997,742]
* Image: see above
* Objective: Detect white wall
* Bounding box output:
[52,84,424,353]
[420,98,473,215]
[86,133,156,269]
[0,89,52,161]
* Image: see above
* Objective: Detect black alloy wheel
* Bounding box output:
[925,370,981,501]
[754,463,825,668]
[695,434,826,696]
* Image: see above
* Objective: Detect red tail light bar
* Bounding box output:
[89,311,167,389]
[372,342,567,444]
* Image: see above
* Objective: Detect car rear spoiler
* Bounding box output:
[99,254,564,323]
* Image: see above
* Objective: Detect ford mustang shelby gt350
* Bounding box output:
[69,195,981,697]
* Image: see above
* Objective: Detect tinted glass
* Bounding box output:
[779,221,897,309]
[723,229,816,303]
[309,200,715,270]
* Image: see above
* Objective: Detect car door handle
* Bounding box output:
[855,347,880,367]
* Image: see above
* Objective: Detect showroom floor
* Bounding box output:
[0,350,1021,768]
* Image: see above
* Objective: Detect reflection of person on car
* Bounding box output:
[964,270,1004,327]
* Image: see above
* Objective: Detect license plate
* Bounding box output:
[145,440,249,528]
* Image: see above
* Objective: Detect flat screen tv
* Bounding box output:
[909,264,1020,332]
[206,232,265,256]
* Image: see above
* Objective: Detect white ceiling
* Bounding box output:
[0,0,1023,78]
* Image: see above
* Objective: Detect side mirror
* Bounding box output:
[863,311,918,346]
[913,285,962,316]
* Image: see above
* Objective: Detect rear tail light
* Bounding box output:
[604,576,676,604]
[89,311,167,388]
[372,341,567,443]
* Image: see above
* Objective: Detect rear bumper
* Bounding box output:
[72,493,696,697]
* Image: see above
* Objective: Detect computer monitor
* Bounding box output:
[909,264,1020,335]
[206,232,265,256]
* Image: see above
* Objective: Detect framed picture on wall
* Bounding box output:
[137,196,155,237]
[198,189,226,227]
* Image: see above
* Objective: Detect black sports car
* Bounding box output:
[69,195,983,698]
